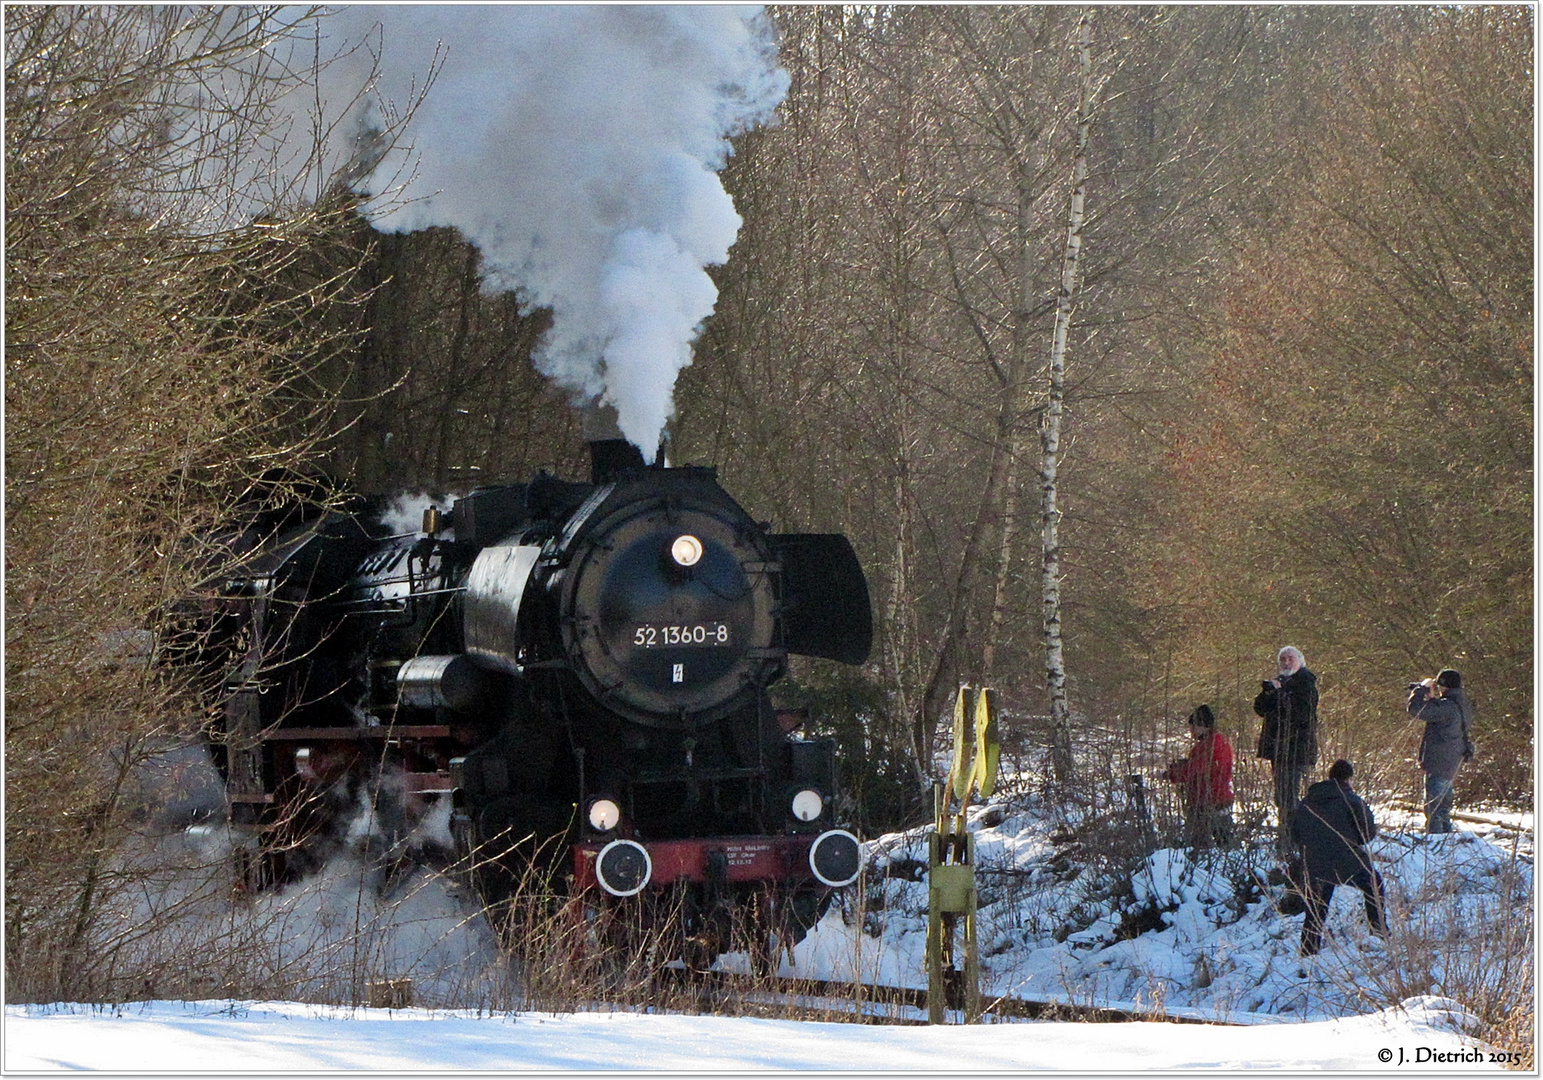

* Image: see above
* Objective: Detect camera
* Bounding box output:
[1406,682,1424,691]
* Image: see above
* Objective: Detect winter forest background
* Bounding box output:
[4,1,1531,1030]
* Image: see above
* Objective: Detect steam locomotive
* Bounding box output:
[198,439,873,968]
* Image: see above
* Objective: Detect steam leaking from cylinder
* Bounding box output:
[311,7,788,461]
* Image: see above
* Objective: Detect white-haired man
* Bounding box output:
[1254,645,1320,847]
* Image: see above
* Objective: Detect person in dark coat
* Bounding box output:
[1406,668,1475,834]
[1254,645,1319,847]
[1164,704,1235,848]
[1289,759,1387,957]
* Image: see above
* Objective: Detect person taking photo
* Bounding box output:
[1406,668,1475,834]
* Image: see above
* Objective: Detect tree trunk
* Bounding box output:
[913,308,1027,785]
[981,131,1048,685]
[980,446,1024,682]
[433,244,483,489]
[1042,10,1095,783]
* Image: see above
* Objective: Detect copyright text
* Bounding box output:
[1378,1047,1523,1066]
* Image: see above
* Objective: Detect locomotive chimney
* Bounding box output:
[582,401,646,484]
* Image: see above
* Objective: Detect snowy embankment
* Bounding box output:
[1,995,1513,1072]
[796,796,1531,1026]
[4,765,1529,1072]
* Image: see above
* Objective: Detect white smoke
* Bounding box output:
[108,747,509,1007]
[308,7,789,460]
[377,491,456,538]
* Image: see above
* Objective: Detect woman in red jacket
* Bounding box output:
[1166,705,1235,848]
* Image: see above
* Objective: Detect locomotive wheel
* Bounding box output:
[592,898,668,994]
[228,818,274,897]
[677,879,738,974]
[741,883,826,979]
[230,775,349,895]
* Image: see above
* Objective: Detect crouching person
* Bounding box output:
[1289,759,1388,957]
[1165,705,1235,849]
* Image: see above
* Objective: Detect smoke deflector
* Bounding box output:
[770,534,873,666]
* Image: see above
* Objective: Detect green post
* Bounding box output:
[925,823,946,1025]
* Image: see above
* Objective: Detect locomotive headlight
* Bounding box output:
[791,789,824,822]
[670,534,704,567]
[588,798,622,832]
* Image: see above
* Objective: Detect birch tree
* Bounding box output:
[891,8,1069,769]
[1039,11,1098,783]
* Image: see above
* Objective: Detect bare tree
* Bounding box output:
[687,8,965,802]
[684,6,1531,831]
[1139,8,1532,795]
[4,6,409,1000]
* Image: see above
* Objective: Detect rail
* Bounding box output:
[667,969,1243,1027]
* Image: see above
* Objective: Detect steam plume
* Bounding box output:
[314,7,788,460]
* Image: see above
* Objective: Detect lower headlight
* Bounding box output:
[588,798,621,832]
[790,789,824,822]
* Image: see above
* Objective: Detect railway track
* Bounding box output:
[1384,800,1533,832]
[664,968,1241,1027]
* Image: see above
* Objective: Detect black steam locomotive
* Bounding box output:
[199,440,872,967]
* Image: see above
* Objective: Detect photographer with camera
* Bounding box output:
[1406,668,1475,834]
[1254,645,1319,849]
[1164,704,1235,849]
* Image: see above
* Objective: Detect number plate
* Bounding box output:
[632,623,730,648]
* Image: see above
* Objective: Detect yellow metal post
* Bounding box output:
[927,685,999,1024]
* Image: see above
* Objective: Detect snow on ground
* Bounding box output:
[788,797,1532,1027]
[2,995,1515,1072]
[6,750,1529,1073]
